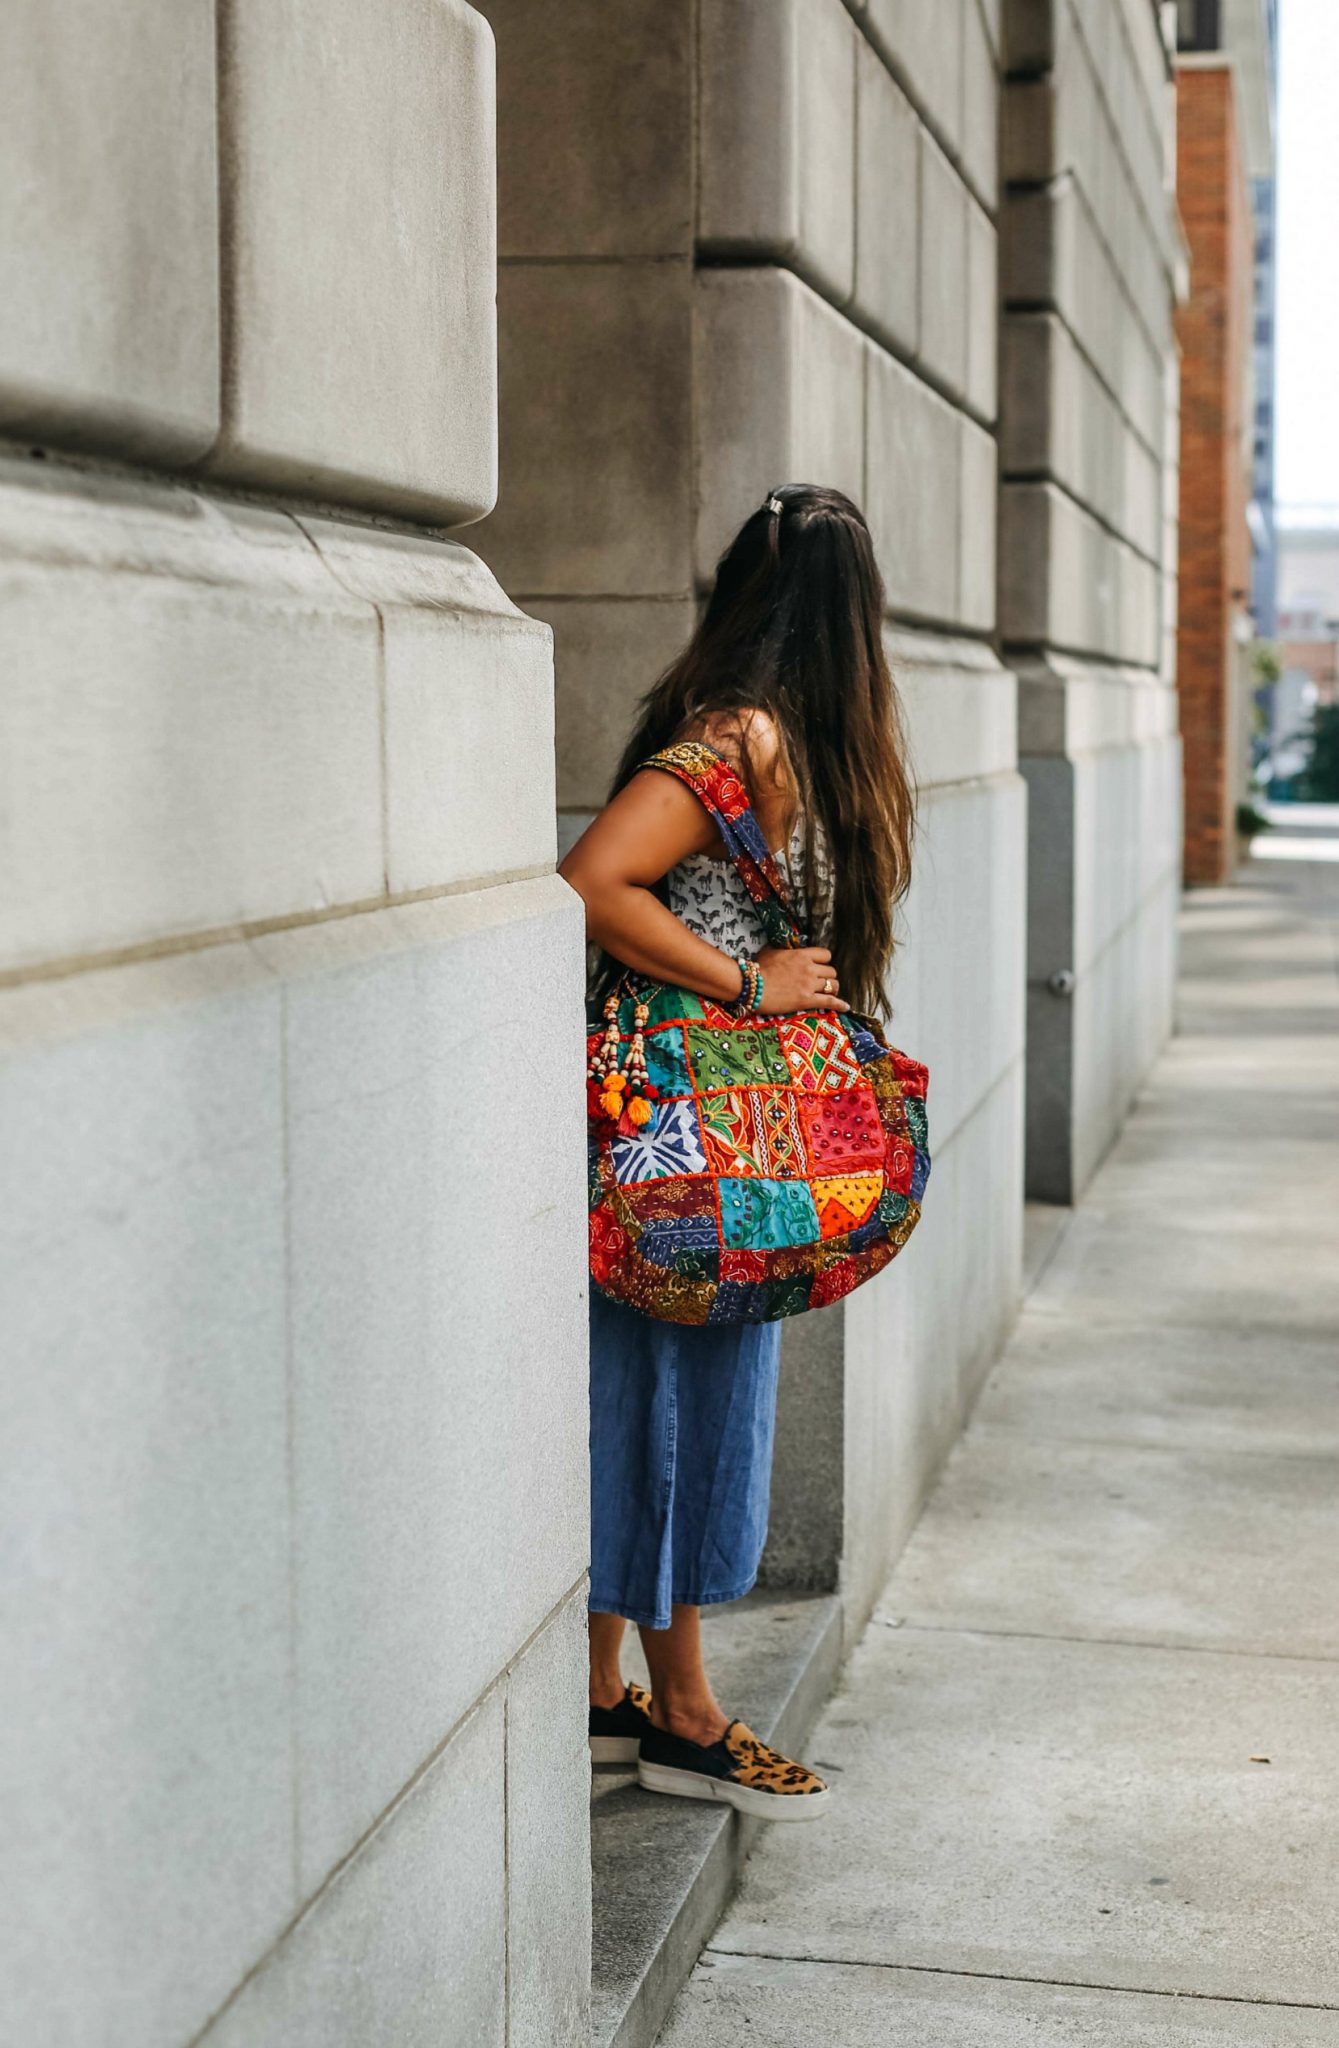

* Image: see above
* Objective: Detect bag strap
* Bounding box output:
[638,738,806,951]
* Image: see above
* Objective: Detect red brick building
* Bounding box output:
[1175,61,1256,884]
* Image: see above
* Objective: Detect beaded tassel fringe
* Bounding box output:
[588,991,659,1132]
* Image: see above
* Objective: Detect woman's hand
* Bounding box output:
[754,946,849,1015]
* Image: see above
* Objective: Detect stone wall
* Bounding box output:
[475,0,1026,1645]
[0,4,590,2044]
[1001,0,1184,1202]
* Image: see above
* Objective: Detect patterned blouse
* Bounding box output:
[666,816,829,956]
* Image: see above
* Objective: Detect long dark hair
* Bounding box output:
[593,483,915,1020]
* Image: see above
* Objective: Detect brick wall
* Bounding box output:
[1176,63,1255,885]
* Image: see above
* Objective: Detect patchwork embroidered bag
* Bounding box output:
[586,741,930,1325]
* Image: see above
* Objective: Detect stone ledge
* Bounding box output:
[590,1590,842,2048]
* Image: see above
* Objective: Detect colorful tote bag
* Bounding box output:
[586,741,930,1325]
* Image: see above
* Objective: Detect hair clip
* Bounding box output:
[765,492,784,516]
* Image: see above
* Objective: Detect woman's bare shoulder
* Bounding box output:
[687,707,785,782]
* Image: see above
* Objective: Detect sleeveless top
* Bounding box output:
[666,815,830,957]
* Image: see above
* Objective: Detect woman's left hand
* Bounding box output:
[754,946,848,1015]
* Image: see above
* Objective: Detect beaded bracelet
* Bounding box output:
[726,953,765,1015]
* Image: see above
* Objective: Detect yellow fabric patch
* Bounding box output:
[811,1173,883,1238]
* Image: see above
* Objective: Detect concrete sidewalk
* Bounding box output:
[658,850,1339,2044]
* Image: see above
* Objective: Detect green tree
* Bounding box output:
[1252,642,1283,688]
[1296,704,1339,802]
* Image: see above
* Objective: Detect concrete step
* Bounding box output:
[589,1588,843,2048]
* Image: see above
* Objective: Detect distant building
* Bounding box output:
[1176,0,1279,880]
[1277,524,1339,724]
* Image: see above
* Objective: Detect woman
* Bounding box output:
[558,483,914,1819]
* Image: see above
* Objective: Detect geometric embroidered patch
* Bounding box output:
[700,1088,808,1180]
[776,1013,863,1092]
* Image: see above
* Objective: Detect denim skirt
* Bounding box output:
[587,1287,782,1631]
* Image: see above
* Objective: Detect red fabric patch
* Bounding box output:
[627,1174,718,1222]
[721,1247,768,1283]
[798,1087,885,1173]
[884,1134,915,1195]
[705,761,751,821]
[892,1051,929,1098]
[810,1258,861,1308]
[589,1204,629,1285]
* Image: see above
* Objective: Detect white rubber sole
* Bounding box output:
[637,1758,831,1821]
[589,1734,641,1765]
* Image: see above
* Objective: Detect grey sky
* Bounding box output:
[1276,0,1339,520]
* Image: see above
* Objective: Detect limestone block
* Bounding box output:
[506,1592,592,2048]
[1001,480,1156,666]
[694,269,865,584]
[959,418,997,632]
[959,0,1000,208]
[1043,23,1171,351]
[965,199,999,421]
[483,0,692,257]
[0,949,292,2047]
[528,597,699,813]
[889,630,1017,791]
[854,39,921,356]
[1018,749,1074,988]
[917,133,969,400]
[1003,176,1163,451]
[763,1307,846,1591]
[208,0,496,523]
[1025,977,1075,1202]
[259,879,589,1887]
[207,1694,506,2048]
[976,0,1005,62]
[864,343,960,626]
[0,0,219,464]
[699,0,857,308]
[866,0,965,156]
[900,782,965,1133]
[1001,313,1160,560]
[1002,75,1055,184]
[474,260,692,598]
[1002,0,1055,73]
[0,460,381,976]
[295,520,557,892]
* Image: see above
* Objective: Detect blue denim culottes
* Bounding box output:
[587,1287,783,1631]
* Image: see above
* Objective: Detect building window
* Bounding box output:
[1178,0,1222,49]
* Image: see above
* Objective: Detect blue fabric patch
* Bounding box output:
[847,1024,885,1065]
[717,1176,821,1250]
[910,1149,931,1201]
[845,1214,885,1254]
[644,1024,691,1095]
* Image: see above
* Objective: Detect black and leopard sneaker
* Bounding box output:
[588,1681,655,1764]
[638,1717,830,1820]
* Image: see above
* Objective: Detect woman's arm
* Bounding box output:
[558,768,848,1013]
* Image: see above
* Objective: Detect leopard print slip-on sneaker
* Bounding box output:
[588,1681,654,1764]
[637,1716,830,1820]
